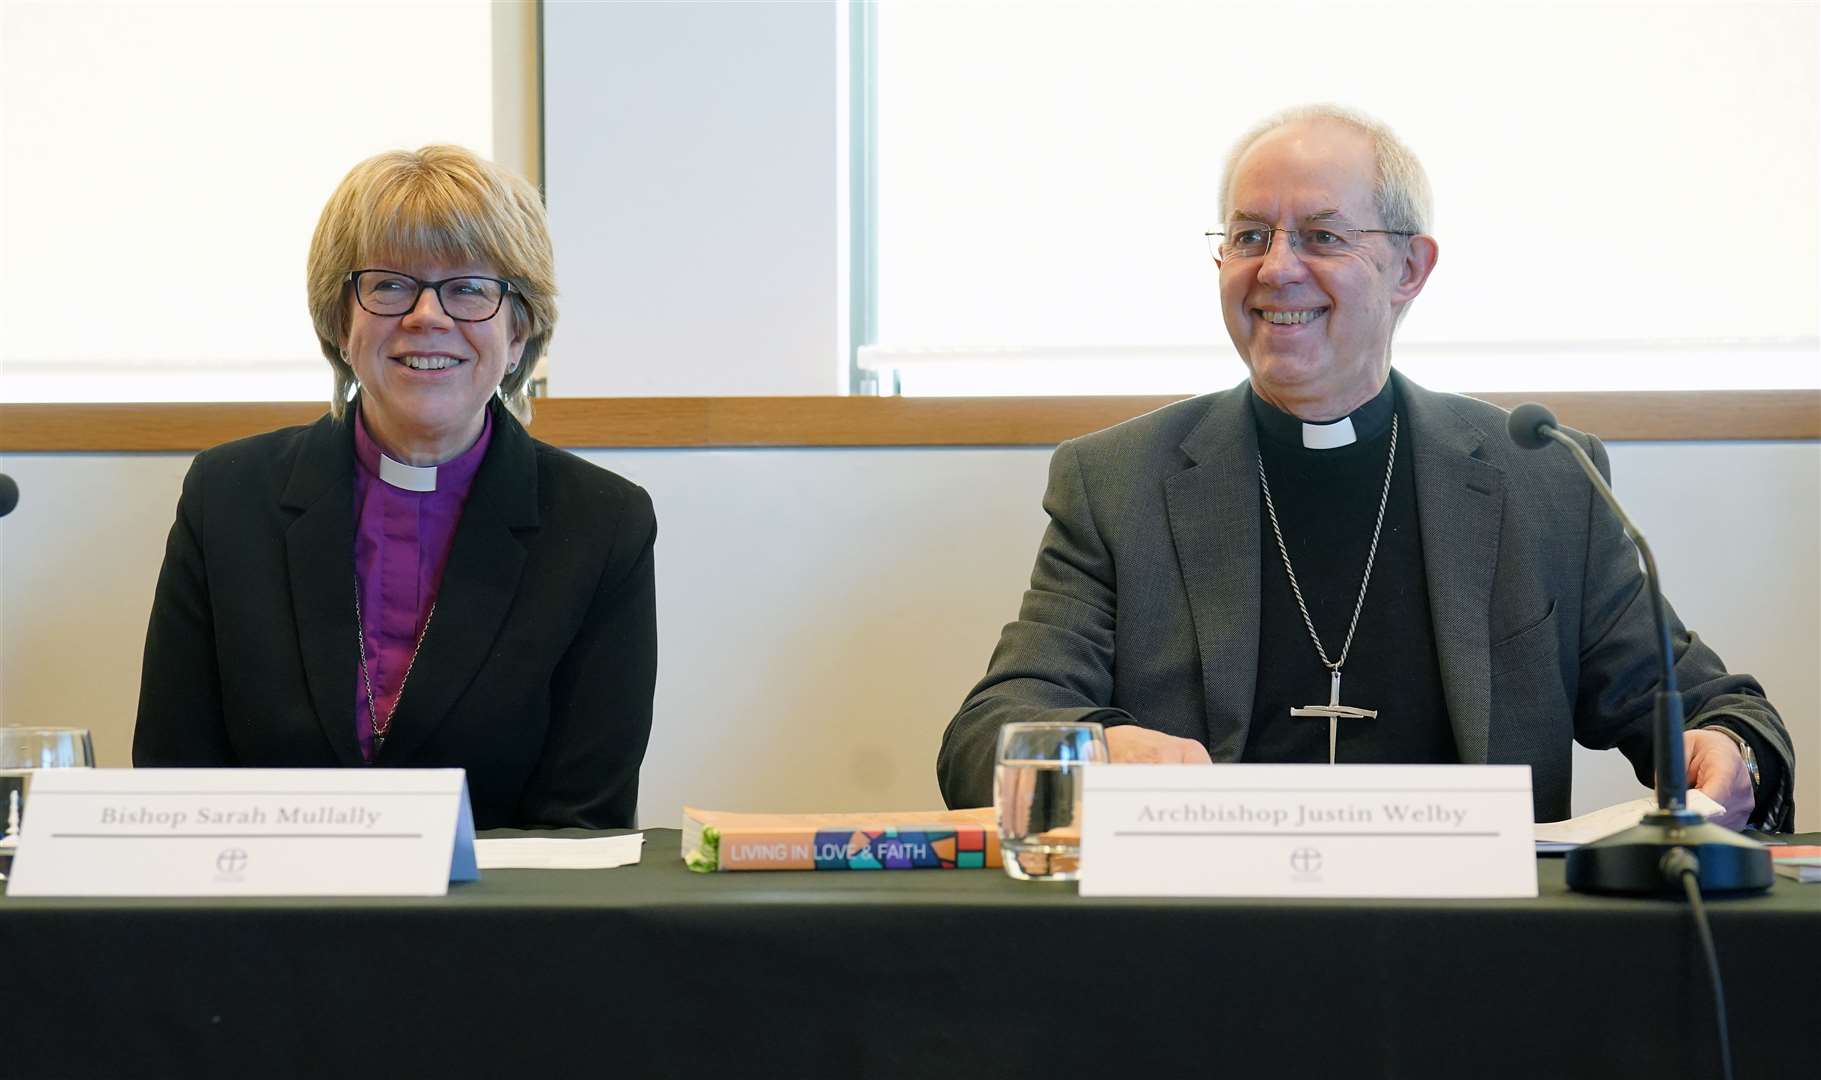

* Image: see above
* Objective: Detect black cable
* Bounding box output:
[1662,849,1734,1080]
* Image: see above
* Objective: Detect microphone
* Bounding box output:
[1504,402,1557,450]
[1507,404,1769,895]
[0,474,17,518]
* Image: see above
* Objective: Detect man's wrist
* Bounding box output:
[1082,708,1136,730]
[1696,723,1760,794]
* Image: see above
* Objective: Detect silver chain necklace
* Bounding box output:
[353,579,435,758]
[1257,413,1398,763]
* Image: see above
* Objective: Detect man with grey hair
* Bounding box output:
[938,105,1793,830]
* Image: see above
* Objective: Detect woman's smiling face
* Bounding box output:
[341,260,526,464]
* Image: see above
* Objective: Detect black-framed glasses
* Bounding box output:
[1205,224,1416,262]
[345,269,513,322]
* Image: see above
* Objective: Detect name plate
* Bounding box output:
[5,768,478,897]
[1079,764,1537,898]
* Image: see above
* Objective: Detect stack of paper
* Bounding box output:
[474,833,645,870]
[1533,790,1725,852]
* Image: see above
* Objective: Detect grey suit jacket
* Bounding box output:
[938,372,1793,824]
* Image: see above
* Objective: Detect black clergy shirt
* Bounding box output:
[1242,380,1458,765]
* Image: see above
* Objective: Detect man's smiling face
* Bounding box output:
[1219,119,1433,420]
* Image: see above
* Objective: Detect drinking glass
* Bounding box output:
[0,727,95,878]
[994,721,1108,881]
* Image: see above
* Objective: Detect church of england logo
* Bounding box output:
[1290,846,1323,876]
[215,847,248,880]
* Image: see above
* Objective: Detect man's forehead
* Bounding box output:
[1227,120,1377,219]
[1230,208,1352,224]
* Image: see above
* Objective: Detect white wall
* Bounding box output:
[2,439,1815,830]
[541,0,844,396]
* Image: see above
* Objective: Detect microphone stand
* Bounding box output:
[1512,407,1771,895]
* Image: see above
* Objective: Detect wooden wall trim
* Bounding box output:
[1,390,1816,452]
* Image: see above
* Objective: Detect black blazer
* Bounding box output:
[133,398,658,830]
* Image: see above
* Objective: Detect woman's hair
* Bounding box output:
[306,145,556,422]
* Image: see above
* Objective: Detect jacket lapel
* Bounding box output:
[1164,385,1260,761]
[377,402,538,762]
[1398,373,1506,764]
[281,412,365,766]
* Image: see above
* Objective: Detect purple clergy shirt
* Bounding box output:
[351,407,493,761]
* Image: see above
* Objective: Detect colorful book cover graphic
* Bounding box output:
[682,807,1002,872]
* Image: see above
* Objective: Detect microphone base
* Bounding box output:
[1566,812,1773,896]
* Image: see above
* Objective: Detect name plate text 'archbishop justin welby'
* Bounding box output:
[1078,764,1536,898]
[5,768,478,897]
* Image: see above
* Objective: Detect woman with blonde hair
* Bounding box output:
[134,146,656,829]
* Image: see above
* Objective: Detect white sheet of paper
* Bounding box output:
[5,768,473,897]
[1079,764,1538,898]
[1533,790,1724,850]
[474,833,644,870]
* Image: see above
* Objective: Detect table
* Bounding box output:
[3,829,1816,1079]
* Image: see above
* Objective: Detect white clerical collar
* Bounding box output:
[1301,416,1357,450]
[1248,381,1396,451]
[378,454,438,492]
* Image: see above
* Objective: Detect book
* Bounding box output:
[682,806,1000,872]
[1771,844,1821,884]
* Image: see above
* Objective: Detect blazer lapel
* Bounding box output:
[281,412,365,766]
[1399,373,1506,764]
[1164,385,1260,761]
[378,403,538,762]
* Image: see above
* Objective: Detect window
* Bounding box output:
[866,1,1819,395]
[1,0,497,403]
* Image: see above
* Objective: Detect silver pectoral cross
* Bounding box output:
[1289,670,1378,764]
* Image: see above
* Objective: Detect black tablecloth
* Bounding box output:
[2,829,1817,1080]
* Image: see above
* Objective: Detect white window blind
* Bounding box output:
[1,0,495,403]
[869,0,1819,395]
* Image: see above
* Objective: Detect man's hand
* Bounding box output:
[1106,725,1213,764]
[1684,728,1754,830]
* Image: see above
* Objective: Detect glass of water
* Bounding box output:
[994,721,1108,882]
[0,727,95,877]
